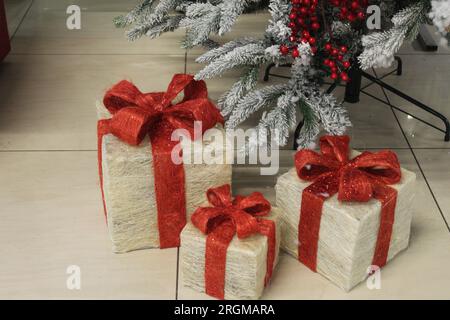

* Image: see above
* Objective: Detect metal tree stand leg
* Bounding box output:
[263,56,450,149]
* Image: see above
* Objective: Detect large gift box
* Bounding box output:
[0,0,10,61]
[181,185,281,300]
[97,74,232,253]
[276,136,416,291]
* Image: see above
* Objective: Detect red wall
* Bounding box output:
[0,0,10,61]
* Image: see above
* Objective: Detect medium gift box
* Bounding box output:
[275,135,416,291]
[97,74,232,253]
[180,184,281,300]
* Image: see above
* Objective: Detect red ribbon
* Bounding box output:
[97,74,223,249]
[295,136,402,271]
[191,184,276,300]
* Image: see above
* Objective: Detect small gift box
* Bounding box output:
[180,185,280,300]
[276,136,416,291]
[97,74,232,253]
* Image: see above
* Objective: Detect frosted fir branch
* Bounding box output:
[359,2,428,69]
[266,0,291,41]
[180,3,222,48]
[195,38,257,64]
[195,42,267,80]
[297,99,320,149]
[114,0,154,28]
[218,0,251,36]
[125,0,182,41]
[146,15,183,38]
[218,66,259,117]
[226,84,289,129]
[289,59,350,146]
[256,91,297,146]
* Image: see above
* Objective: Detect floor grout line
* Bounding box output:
[9,0,34,41]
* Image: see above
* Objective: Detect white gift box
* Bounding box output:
[275,151,416,291]
[180,208,281,300]
[97,102,232,253]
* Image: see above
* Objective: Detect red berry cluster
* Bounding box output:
[280,0,320,58]
[323,42,350,81]
[329,0,368,23]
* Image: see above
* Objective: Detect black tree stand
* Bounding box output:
[264,56,450,150]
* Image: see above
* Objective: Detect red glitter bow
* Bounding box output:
[191,184,276,300]
[97,74,223,248]
[295,135,402,271]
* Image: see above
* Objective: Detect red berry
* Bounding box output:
[343,61,351,69]
[292,48,300,58]
[280,45,289,55]
[331,73,338,80]
[325,43,332,51]
[340,46,348,53]
[340,72,349,81]
[311,22,321,30]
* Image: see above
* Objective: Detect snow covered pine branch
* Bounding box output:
[115,0,447,148]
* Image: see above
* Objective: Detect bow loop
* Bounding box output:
[207,185,233,207]
[104,107,153,146]
[160,74,208,109]
[351,151,402,185]
[319,135,350,163]
[234,192,271,217]
[191,207,228,235]
[295,149,341,181]
[103,80,158,114]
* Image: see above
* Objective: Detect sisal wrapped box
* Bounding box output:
[180,185,281,300]
[275,137,416,291]
[97,75,231,253]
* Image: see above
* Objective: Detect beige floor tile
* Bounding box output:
[10,1,187,55]
[0,151,177,299]
[4,0,32,37]
[415,149,450,223]
[0,54,186,151]
[179,149,450,299]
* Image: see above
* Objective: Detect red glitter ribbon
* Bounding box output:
[191,184,276,300]
[295,136,402,271]
[97,74,223,248]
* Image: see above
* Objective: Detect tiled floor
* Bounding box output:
[1,0,449,299]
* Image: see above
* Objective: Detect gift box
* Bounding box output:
[275,136,416,291]
[0,0,10,61]
[180,185,280,300]
[97,74,232,253]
